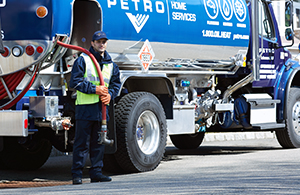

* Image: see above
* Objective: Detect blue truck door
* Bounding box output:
[253,1,282,88]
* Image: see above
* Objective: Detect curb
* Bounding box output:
[203,131,275,142]
[166,132,275,146]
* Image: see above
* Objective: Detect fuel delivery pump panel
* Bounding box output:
[103,0,250,63]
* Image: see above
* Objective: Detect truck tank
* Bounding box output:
[100,0,250,66]
[0,0,250,76]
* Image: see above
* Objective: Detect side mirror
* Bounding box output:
[281,1,294,47]
[285,1,293,27]
[285,28,294,41]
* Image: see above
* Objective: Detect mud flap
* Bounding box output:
[104,99,117,154]
[0,137,3,152]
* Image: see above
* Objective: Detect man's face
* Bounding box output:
[91,38,108,54]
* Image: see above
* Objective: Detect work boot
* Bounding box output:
[72,177,82,185]
[91,175,112,182]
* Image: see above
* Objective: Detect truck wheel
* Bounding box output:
[114,92,167,173]
[276,87,300,148]
[0,137,52,170]
[170,132,205,149]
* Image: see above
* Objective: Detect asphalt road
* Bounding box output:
[0,138,300,194]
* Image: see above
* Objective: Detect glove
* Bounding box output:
[95,85,108,96]
[100,93,111,105]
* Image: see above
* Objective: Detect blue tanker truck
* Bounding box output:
[0,0,298,173]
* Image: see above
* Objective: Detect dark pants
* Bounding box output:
[71,120,105,179]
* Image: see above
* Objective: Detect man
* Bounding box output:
[69,31,121,185]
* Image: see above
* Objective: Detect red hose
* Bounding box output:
[1,67,38,110]
[0,73,17,95]
[0,71,26,99]
[56,40,107,122]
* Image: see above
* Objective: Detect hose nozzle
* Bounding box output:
[98,121,114,146]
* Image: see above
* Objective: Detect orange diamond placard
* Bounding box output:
[138,40,155,71]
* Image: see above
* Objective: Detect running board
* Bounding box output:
[252,123,285,130]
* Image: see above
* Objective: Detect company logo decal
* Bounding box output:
[204,0,219,20]
[233,0,246,22]
[126,13,149,33]
[219,0,233,21]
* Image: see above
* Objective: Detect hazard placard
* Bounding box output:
[138,39,155,71]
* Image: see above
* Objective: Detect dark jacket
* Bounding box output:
[70,47,121,121]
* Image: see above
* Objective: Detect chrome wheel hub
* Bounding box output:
[136,110,160,155]
[292,101,300,135]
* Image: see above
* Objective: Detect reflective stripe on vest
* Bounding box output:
[76,53,114,105]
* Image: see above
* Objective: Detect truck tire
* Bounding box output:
[114,92,167,173]
[276,87,300,148]
[170,132,205,149]
[0,137,52,170]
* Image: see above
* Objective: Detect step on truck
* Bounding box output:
[0,0,299,172]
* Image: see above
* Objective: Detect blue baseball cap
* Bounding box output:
[92,31,108,41]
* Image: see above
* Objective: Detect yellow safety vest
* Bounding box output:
[76,53,114,105]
